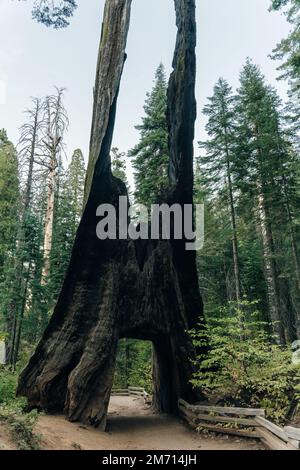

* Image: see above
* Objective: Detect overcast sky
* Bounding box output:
[0,0,291,184]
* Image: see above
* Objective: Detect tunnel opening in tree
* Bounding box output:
[114,339,152,392]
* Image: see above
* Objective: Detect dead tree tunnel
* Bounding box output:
[17,0,206,430]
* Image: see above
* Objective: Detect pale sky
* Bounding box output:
[0,0,291,184]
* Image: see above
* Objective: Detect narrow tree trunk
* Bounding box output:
[18,0,204,430]
[6,103,40,366]
[124,339,130,388]
[256,185,285,344]
[224,139,241,303]
[12,272,30,368]
[24,105,39,210]
[42,159,56,281]
[287,222,300,339]
[281,174,300,289]
[273,116,300,291]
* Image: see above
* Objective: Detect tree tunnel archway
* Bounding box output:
[17,0,205,430]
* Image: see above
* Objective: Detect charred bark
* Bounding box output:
[17,0,204,430]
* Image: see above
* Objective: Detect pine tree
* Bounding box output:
[129,64,169,206]
[0,130,20,360]
[22,185,49,345]
[0,130,19,274]
[197,61,300,343]
[235,60,299,343]
[111,147,128,185]
[47,172,74,307]
[68,148,85,238]
[200,78,241,303]
[48,149,85,305]
[4,98,45,365]
[270,0,300,89]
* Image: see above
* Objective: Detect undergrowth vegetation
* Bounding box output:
[0,367,40,450]
[190,300,300,423]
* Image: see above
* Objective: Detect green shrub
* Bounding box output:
[0,403,40,450]
[0,367,18,404]
[0,367,40,450]
[190,300,300,422]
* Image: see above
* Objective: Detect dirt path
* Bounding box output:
[33,396,264,451]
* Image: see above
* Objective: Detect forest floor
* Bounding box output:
[0,396,265,450]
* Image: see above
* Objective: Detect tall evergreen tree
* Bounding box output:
[0,130,20,360]
[0,130,19,274]
[200,78,241,303]
[111,147,128,185]
[235,60,299,343]
[68,148,85,238]
[270,0,300,89]
[129,64,169,206]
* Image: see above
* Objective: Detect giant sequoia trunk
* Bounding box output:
[17,0,205,430]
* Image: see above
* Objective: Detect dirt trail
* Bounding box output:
[32,396,264,451]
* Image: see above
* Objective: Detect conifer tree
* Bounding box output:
[270,0,300,89]
[0,130,19,272]
[111,147,128,185]
[68,148,85,238]
[0,130,20,360]
[235,60,299,343]
[48,149,85,306]
[200,78,241,303]
[129,64,169,206]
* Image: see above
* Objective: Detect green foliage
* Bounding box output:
[199,78,236,196]
[0,403,40,450]
[190,300,300,422]
[0,368,18,404]
[0,129,20,274]
[129,63,169,207]
[0,367,40,450]
[270,0,300,88]
[198,60,300,341]
[114,339,152,393]
[111,147,128,186]
[68,148,85,236]
[47,150,85,303]
[31,0,77,29]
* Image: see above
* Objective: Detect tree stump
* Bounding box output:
[17,0,205,430]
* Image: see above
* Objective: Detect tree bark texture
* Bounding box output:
[18,0,204,430]
[42,161,56,281]
[224,137,241,303]
[256,187,285,344]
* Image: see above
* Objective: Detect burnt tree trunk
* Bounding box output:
[17,0,205,430]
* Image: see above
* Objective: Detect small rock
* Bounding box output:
[72,442,82,450]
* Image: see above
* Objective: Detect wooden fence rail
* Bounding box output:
[178,399,300,451]
[111,387,152,404]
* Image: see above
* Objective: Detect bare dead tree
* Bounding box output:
[18,98,44,211]
[38,88,68,282]
[5,98,44,366]
[7,91,68,365]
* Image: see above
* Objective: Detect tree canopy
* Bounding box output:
[23,0,77,28]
